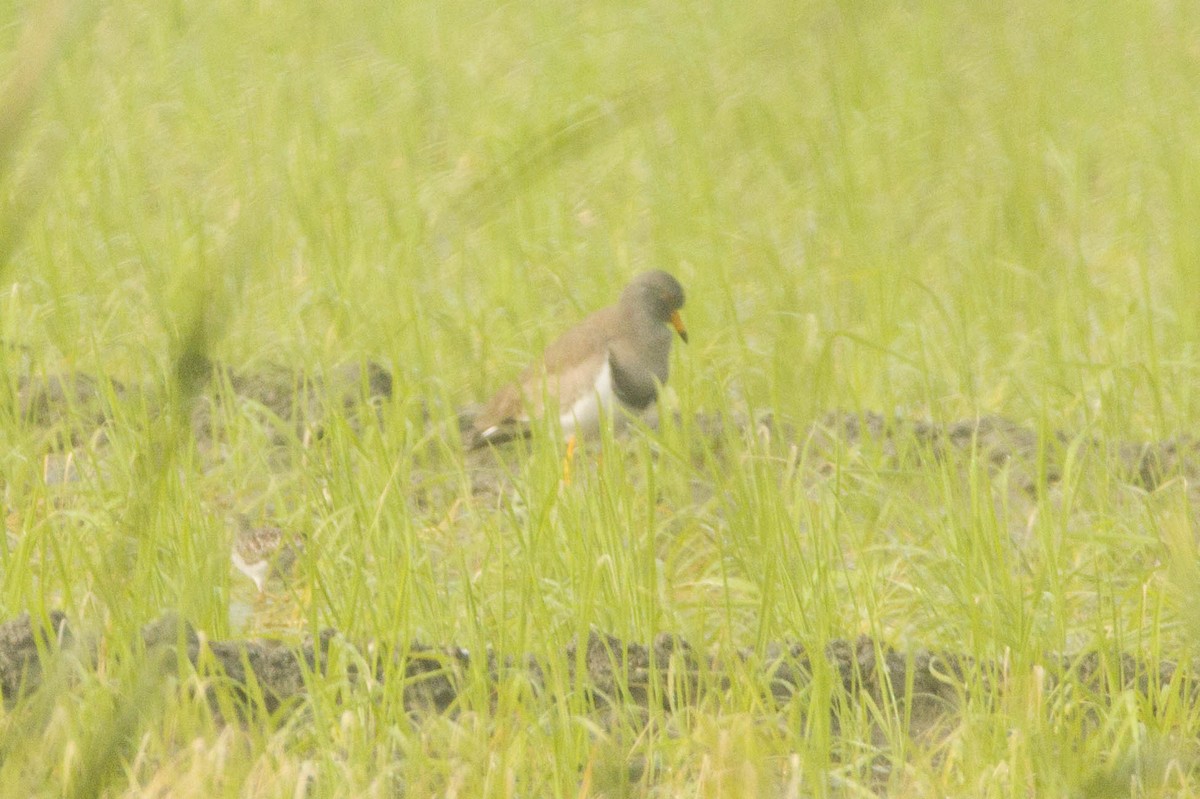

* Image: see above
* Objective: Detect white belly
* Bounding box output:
[560,359,616,437]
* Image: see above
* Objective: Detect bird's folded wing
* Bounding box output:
[469,306,617,449]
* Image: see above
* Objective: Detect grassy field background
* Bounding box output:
[4,0,1200,795]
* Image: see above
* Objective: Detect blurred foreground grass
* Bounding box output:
[3,0,1200,795]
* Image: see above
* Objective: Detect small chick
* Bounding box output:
[230,515,302,592]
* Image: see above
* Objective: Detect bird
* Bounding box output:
[229,516,302,593]
[468,270,687,451]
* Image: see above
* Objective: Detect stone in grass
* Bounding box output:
[0,611,69,705]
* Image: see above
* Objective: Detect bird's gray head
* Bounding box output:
[621,270,688,342]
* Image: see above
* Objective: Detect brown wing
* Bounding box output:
[538,306,617,375]
[469,306,617,449]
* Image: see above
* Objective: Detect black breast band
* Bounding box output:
[609,354,658,410]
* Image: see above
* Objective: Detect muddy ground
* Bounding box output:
[3,363,1199,736]
[14,362,1200,493]
[0,610,1183,740]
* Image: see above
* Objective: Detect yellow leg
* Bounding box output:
[563,434,577,485]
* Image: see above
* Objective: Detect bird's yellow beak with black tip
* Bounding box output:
[670,310,688,344]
